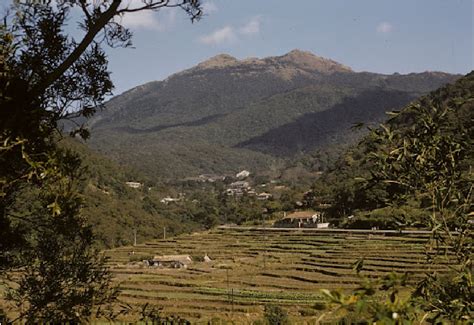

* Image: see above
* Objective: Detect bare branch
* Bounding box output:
[78,0,92,24]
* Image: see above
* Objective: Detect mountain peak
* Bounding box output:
[196,54,239,69]
[190,50,352,75]
[276,49,352,73]
[284,49,317,58]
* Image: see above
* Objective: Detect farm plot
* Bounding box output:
[105,228,452,323]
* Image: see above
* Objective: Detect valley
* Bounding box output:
[1,1,472,323]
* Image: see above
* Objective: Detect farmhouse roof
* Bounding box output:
[153,255,193,263]
[284,210,318,219]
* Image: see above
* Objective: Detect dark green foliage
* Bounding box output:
[323,272,423,324]
[0,308,8,323]
[138,303,191,324]
[322,72,473,322]
[314,72,473,226]
[57,138,281,247]
[129,254,154,262]
[264,304,290,325]
[5,150,118,322]
[1,0,203,321]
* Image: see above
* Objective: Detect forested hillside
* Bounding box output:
[85,50,459,180]
[19,139,201,248]
[61,71,472,247]
[311,71,473,227]
[62,139,286,247]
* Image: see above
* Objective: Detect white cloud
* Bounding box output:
[117,0,177,31]
[198,26,236,45]
[239,16,261,36]
[202,1,218,14]
[120,11,160,30]
[376,22,393,34]
[197,16,262,45]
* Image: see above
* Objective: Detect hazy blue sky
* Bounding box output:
[3,0,472,94]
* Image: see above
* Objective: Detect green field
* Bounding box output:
[105,228,452,323]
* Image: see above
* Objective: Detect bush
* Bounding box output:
[264,304,290,325]
[312,301,327,311]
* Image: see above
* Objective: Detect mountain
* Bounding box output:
[85,49,460,180]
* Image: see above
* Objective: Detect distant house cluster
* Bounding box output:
[225,180,251,196]
[184,174,227,183]
[224,180,272,200]
[182,169,274,200]
[222,170,272,200]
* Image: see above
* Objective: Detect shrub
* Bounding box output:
[264,304,290,325]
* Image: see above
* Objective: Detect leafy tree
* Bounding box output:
[5,149,118,322]
[323,72,473,322]
[1,0,203,321]
[366,75,473,321]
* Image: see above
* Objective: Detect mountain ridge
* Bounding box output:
[85,50,461,180]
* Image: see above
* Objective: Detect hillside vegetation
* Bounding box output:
[311,71,474,226]
[99,72,473,322]
[57,138,202,248]
[66,70,471,248]
[85,50,459,180]
[61,139,293,248]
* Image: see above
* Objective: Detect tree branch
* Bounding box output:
[29,0,122,98]
[117,0,169,13]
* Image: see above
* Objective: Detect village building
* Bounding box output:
[198,174,226,182]
[229,181,250,189]
[236,170,250,179]
[160,197,181,204]
[160,193,184,204]
[225,180,252,196]
[125,181,142,189]
[257,192,272,200]
[148,255,193,269]
[225,188,243,196]
[274,210,329,228]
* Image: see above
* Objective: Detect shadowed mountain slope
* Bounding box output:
[86,50,460,180]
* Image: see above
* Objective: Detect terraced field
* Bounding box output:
[106,227,452,323]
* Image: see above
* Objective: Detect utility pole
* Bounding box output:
[133,229,137,246]
[226,268,230,305]
[163,226,166,240]
[231,288,234,316]
[263,213,267,270]
[226,268,234,319]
